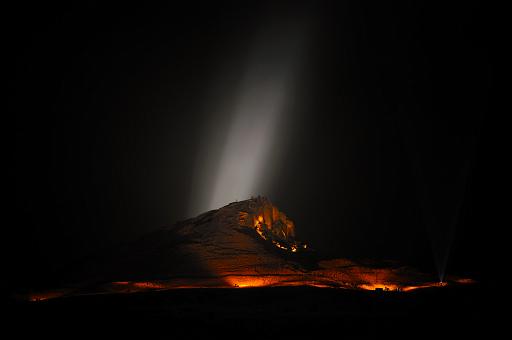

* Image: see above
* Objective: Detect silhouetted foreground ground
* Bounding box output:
[7,284,490,338]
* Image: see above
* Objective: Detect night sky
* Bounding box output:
[8,1,496,291]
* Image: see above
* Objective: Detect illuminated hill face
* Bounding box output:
[238,196,307,253]
[25,197,473,302]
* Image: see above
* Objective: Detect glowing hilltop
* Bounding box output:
[239,196,307,253]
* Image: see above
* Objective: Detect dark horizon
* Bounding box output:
[8,1,496,292]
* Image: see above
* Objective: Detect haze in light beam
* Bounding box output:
[188,19,307,217]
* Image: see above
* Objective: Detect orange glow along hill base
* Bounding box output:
[21,197,475,302]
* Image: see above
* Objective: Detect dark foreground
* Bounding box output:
[7,285,490,338]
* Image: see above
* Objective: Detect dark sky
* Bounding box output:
[8,1,496,290]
